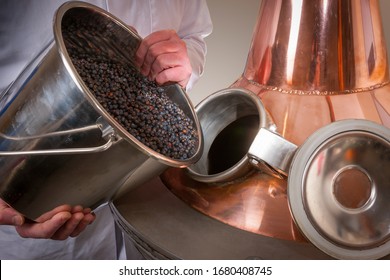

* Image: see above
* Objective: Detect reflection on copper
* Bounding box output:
[286,0,303,84]
[241,0,389,92]
[333,167,372,209]
[232,0,390,145]
[161,169,306,242]
[163,0,390,247]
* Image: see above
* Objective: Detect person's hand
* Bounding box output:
[135,29,192,89]
[0,198,95,240]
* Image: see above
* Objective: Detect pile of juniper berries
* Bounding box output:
[62,15,198,160]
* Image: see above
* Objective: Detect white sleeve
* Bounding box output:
[108,0,213,91]
[176,0,213,92]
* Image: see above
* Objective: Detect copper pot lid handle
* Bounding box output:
[249,119,390,259]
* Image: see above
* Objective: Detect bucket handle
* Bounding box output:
[0,123,117,156]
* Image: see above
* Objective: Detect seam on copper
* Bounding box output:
[248,80,390,96]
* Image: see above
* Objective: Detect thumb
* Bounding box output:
[0,199,25,226]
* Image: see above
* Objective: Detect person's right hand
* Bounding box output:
[0,198,95,240]
[134,29,192,89]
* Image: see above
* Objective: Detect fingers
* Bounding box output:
[51,207,96,240]
[15,211,73,239]
[147,50,191,83]
[69,208,96,238]
[138,39,186,77]
[135,30,192,88]
[50,211,85,240]
[2,198,96,240]
[154,63,191,88]
[14,205,96,240]
[35,204,73,223]
[135,30,177,67]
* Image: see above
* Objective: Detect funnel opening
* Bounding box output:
[187,88,267,183]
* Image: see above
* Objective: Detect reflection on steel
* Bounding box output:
[287,119,390,259]
[186,88,272,184]
[162,0,390,257]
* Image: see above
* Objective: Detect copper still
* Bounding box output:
[112,0,390,259]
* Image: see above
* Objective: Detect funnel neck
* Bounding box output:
[243,0,389,94]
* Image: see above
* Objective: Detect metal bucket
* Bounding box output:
[0,1,202,220]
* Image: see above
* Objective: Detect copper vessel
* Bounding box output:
[161,0,390,259]
[113,0,390,259]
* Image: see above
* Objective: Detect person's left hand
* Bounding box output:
[0,198,96,240]
[135,29,192,89]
